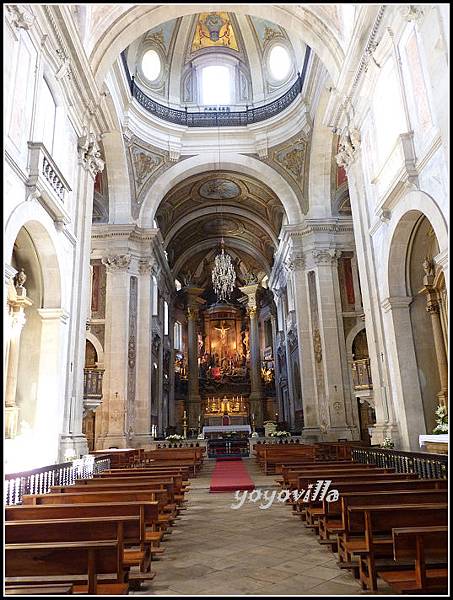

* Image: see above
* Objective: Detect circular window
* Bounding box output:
[142,49,161,82]
[269,45,292,81]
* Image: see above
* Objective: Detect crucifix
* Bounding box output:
[214,320,230,363]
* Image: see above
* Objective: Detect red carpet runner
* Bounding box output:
[209,458,255,493]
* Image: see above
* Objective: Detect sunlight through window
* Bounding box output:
[269,45,291,81]
[142,49,161,81]
[202,65,231,105]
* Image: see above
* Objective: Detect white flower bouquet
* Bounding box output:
[165,434,184,441]
[381,436,394,449]
[269,430,291,437]
[433,405,448,434]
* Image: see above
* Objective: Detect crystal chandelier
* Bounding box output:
[212,239,236,302]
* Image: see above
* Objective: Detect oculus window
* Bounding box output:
[269,45,291,81]
[142,49,161,82]
[201,65,231,105]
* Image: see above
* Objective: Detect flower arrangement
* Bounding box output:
[269,430,291,438]
[433,404,448,434]
[165,434,184,441]
[381,437,394,449]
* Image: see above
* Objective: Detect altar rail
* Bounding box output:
[351,446,448,479]
[4,456,111,506]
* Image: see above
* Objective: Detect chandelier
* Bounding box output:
[212,239,236,302]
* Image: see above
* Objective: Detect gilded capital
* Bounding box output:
[247,306,257,318]
[187,307,198,320]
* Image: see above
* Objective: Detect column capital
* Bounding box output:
[101,254,131,272]
[78,133,105,176]
[187,306,198,320]
[312,248,341,265]
[335,128,361,169]
[138,257,156,275]
[399,4,425,22]
[286,253,305,272]
[247,306,257,318]
[6,5,35,31]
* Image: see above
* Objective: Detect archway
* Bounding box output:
[384,205,447,449]
[5,221,65,472]
[89,5,345,88]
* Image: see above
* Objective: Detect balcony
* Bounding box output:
[83,368,105,413]
[26,142,71,227]
[351,358,373,390]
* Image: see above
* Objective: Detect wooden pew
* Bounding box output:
[284,465,394,491]
[5,515,154,577]
[345,503,447,591]
[378,526,448,594]
[5,540,128,595]
[5,501,165,555]
[261,445,318,474]
[319,488,447,544]
[293,473,420,521]
[49,481,183,518]
[76,474,186,497]
[21,490,175,533]
[5,584,74,595]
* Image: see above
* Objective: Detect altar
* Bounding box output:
[203,425,251,436]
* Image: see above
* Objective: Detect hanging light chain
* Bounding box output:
[212,239,236,301]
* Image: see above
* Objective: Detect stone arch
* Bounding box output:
[384,190,448,299]
[139,153,303,227]
[89,5,344,89]
[172,237,270,277]
[5,209,63,309]
[345,323,367,361]
[86,331,105,368]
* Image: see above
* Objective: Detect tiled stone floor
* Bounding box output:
[133,459,392,596]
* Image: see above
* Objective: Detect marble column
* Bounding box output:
[240,284,263,427]
[185,287,204,431]
[343,151,398,447]
[312,249,356,440]
[60,134,104,460]
[423,288,448,407]
[381,296,426,450]
[132,258,155,447]
[35,308,70,465]
[100,254,131,448]
[288,254,320,438]
[5,282,32,438]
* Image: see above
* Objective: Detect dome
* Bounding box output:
[123,13,307,112]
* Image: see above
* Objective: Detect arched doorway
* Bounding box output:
[82,340,100,452]
[385,207,448,448]
[351,329,375,444]
[5,222,64,472]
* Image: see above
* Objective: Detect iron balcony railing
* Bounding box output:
[121,47,311,127]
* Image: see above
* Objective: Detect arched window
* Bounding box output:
[152,275,158,316]
[142,49,161,82]
[268,45,292,81]
[164,300,169,336]
[174,321,182,350]
[201,65,231,105]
